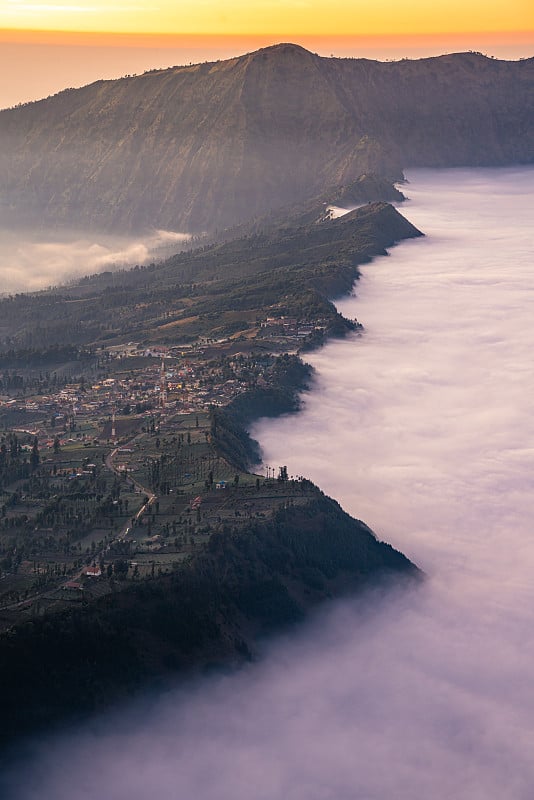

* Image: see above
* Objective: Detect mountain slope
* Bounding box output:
[0,201,421,349]
[1,44,533,233]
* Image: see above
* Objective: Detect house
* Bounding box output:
[63,581,83,591]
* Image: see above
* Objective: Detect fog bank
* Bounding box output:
[3,166,534,798]
[0,228,190,293]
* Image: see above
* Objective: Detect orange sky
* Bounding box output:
[1,0,533,36]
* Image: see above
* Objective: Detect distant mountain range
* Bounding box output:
[1,43,533,234]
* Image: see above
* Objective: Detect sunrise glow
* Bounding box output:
[1,0,533,36]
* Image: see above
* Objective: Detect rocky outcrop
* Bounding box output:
[329,174,406,208]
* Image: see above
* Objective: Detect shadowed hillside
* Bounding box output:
[0,44,532,233]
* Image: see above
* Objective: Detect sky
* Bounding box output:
[1,0,532,35]
[0,1,533,109]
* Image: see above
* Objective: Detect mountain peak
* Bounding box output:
[254,42,312,56]
[242,42,317,65]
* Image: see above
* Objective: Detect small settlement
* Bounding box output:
[0,313,335,629]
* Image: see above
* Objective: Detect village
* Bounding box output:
[0,311,330,417]
[0,315,327,629]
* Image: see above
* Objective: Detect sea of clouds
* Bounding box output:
[0,228,190,293]
[2,166,534,798]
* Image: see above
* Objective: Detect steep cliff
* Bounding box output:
[1,44,532,233]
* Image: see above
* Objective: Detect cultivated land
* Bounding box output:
[0,404,317,629]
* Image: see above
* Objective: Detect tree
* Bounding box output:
[113,559,129,579]
[53,435,61,454]
[30,437,40,470]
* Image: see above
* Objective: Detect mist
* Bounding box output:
[3,166,534,798]
[0,228,190,293]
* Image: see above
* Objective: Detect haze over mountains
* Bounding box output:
[0,43,533,235]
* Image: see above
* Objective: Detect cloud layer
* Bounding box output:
[0,228,189,293]
[3,166,534,799]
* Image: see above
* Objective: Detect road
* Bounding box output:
[105,442,156,539]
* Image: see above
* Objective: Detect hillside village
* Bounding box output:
[0,194,419,673]
[0,312,337,629]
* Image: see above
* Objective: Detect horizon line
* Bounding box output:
[2,29,534,45]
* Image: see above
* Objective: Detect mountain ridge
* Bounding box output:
[1,43,533,234]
